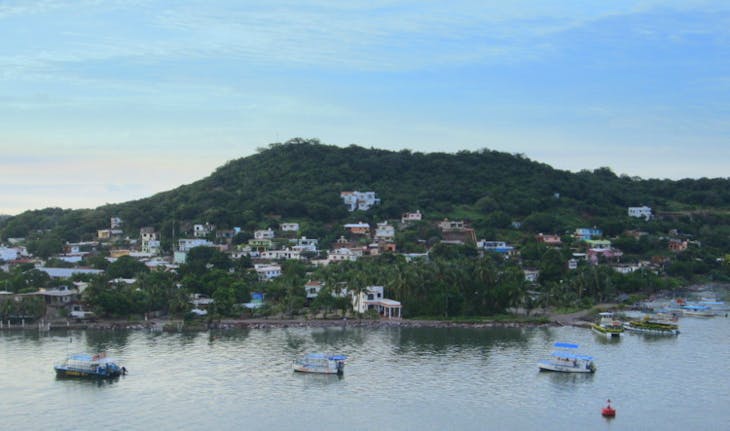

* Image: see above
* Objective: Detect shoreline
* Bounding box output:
[1,313,582,332]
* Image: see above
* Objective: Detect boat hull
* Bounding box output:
[54,366,122,379]
[292,365,341,375]
[623,322,679,335]
[538,360,595,373]
[591,324,623,338]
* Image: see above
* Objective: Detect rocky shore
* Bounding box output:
[2,314,564,332]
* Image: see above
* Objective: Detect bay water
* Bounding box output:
[1,316,728,431]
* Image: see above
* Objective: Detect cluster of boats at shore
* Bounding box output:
[538,297,726,374]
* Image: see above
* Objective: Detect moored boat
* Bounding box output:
[292,353,347,375]
[591,312,624,338]
[681,304,716,317]
[54,353,126,379]
[623,317,680,335]
[538,342,596,373]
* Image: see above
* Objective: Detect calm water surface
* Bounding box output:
[1,316,728,431]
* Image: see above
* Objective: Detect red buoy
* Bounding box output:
[602,399,616,418]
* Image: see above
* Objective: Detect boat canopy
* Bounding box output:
[683,305,710,310]
[551,351,593,361]
[302,353,348,361]
[553,342,579,349]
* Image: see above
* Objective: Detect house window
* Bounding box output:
[367,294,374,300]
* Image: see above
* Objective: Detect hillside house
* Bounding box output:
[585,239,611,250]
[194,223,215,238]
[281,223,300,232]
[178,238,215,252]
[438,218,465,231]
[327,248,361,263]
[247,239,273,252]
[587,247,623,264]
[374,221,395,241]
[574,227,603,241]
[97,229,123,240]
[35,267,104,279]
[140,228,161,255]
[524,269,540,283]
[344,222,370,235]
[254,228,275,240]
[401,210,422,224]
[536,233,562,246]
[0,246,23,261]
[628,206,653,221]
[368,241,397,256]
[668,239,688,252]
[110,217,122,229]
[351,285,402,319]
[254,263,282,281]
[289,237,319,253]
[340,191,380,211]
[477,240,515,254]
[304,280,324,301]
[259,248,302,260]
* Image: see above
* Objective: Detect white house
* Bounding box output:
[524,269,540,283]
[340,191,380,211]
[254,228,275,240]
[254,263,282,281]
[438,219,465,231]
[327,248,361,263]
[0,247,23,262]
[304,280,324,300]
[110,217,122,229]
[281,223,300,232]
[351,285,402,319]
[178,238,215,252]
[374,221,395,241]
[289,237,319,253]
[259,248,302,260]
[401,210,422,224]
[193,223,215,238]
[140,227,160,255]
[628,206,652,221]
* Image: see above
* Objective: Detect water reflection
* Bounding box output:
[309,326,366,345]
[291,371,344,385]
[395,326,529,354]
[55,375,124,387]
[592,334,623,345]
[84,330,131,352]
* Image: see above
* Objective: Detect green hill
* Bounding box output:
[2,138,729,252]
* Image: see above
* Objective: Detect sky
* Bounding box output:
[1,0,729,215]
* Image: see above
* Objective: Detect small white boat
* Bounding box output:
[681,304,715,317]
[292,353,347,375]
[591,312,624,338]
[538,342,596,373]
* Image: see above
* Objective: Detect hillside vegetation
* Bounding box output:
[2,138,729,248]
[2,139,730,320]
